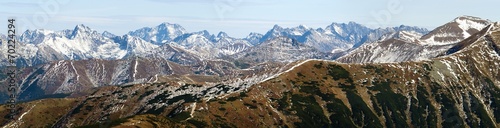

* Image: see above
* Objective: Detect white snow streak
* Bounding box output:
[3,104,39,128]
[189,103,197,120]
[71,61,79,81]
[259,59,333,83]
[133,59,138,80]
[18,105,36,121]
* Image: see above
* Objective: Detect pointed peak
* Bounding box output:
[102,31,116,38]
[102,31,112,34]
[70,24,95,38]
[329,22,346,26]
[248,32,263,37]
[158,22,180,27]
[74,24,92,31]
[122,34,133,38]
[347,21,360,25]
[298,24,309,29]
[72,24,95,35]
[156,22,186,32]
[217,31,228,38]
[316,28,325,32]
[272,24,283,30]
[200,30,210,35]
[160,22,172,25]
[329,22,340,25]
[326,22,345,30]
[76,24,86,27]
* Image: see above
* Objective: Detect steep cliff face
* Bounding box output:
[1,23,499,128]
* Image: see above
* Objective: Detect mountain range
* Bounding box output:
[0,19,432,103]
[338,16,491,63]
[0,15,498,127]
[0,19,428,68]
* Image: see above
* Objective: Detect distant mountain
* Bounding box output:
[165,30,253,59]
[244,32,264,46]
[101,31,117,38]
[260,24,312,42]
[232,37,337,65]
[338,16,491,63]
[144,43,204,65]
[11,25,126,66]
[0,25,163,67]
[257,22,429,53]
[128,22,187,44]
[0,21,429,68]
[168,30,218,59]
[213,32,253,56]
[112,35,159,57]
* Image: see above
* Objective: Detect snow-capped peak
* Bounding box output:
[70,24,97,39]
[262,36,300,46]
[217,32,229,38]
[247,32,262,38]
[420,16,490,45]
[272,25,283,31]
[102,31,117,38]
[74,24,93,33]
[128,22,187,44]
[19,29,55,44]
[298,24,309,29]
[454,16,491,36]
[245,32,263,46]
[117,34,159,55]
[157,22,186,33]
[454,15,487,22]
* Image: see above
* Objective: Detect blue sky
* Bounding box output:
[1,0,499,38]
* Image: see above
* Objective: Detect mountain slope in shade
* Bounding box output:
[2,22,499,128]
[338,16,491,63]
